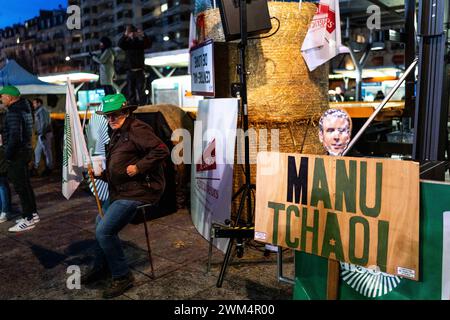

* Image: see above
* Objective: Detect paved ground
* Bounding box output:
[0,171,294,300]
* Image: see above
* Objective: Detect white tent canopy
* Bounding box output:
[0,59,66,95]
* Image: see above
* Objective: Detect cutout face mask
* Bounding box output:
[319,109,352,156]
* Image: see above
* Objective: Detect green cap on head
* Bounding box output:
[96,93,136,115]
[0,85,20,97]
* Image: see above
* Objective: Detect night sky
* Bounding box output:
[0,0,66,29]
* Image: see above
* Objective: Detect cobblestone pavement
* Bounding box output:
[0,172,294,300]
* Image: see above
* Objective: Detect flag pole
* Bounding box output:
[82,100,104,218]
[87,162,104,218]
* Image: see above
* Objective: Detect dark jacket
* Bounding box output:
[2,98,33,160]
[104,117,169,204]
[118,34,151,70]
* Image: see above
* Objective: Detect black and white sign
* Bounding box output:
[190,39,215,97]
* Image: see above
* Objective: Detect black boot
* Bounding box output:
[81,265,109,285]
[40,167,52,177]
[102,272,135,299]
[29,168,38,177]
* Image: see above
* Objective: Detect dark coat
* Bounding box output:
[104,117,169,204]
[118,35,151,70]
[2,98,33,160]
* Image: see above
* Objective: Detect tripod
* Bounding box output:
[215,0,255,288]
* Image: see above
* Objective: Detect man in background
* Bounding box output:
[334,86,345,102]
[0,86,39,232]
[118,24,151,106]
[31,98,53,177]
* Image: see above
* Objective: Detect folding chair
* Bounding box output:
[136,204,155,279]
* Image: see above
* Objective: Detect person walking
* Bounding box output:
[81,93,169,298]
[31,98,53,176]
[91,36,116,95]
[118,25,151,106]
[0,86,39,232]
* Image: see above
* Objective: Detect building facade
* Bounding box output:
[0,0,193,78]
[0,7,81,75]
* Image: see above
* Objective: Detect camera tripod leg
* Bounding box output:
[216,187,249,287]
[232,184,246,201]
[216,238,234,288]
[207,227,214,274]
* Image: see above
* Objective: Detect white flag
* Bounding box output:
[188,13,197,74]
[62,80,90,199]
[301,0,349,72]
[188,13,197,50]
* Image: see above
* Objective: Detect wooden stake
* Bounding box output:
[87,163,104,218]
[326,259,340,300]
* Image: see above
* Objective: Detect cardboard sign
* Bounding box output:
[191,98,239,253]
[190,39,215,96]
[255,152,420,280]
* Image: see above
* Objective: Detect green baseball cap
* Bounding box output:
[96,93,137,115]
[0,85,20,97]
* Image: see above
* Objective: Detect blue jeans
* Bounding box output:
[93,199,143,278]
[0,176,11,213]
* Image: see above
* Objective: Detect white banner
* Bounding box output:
[301,0,349,71]
[190,98,239,253]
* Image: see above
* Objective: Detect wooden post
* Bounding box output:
[87,163,104,218]
[326,259,340,300]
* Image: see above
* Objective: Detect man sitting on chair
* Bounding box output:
[82,93,169,298]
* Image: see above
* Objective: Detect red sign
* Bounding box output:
[196,139,216,172]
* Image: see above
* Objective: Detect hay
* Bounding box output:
[200,2,330,222]
[202,2,329,122]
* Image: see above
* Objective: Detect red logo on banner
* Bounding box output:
[327,9,336,34]
[316,3,336,34]
[196,139,216,172]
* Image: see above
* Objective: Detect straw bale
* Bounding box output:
[202,2,329,122]
[199,2,330,222]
